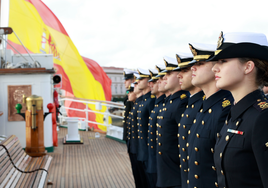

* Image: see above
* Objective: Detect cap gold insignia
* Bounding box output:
[149,70,153,78]
[222,100,231,108]
[155,65,160,73]
[217,31,224,49]
[189,44,197,56]
[258,101,268,110]
[181,94,187,99]
[176,54,181,64]
[164,59,168,67]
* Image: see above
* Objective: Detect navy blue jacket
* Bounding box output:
[123,95,133,141]
[214,89,268,188]
[137,91,155,162]
[178,91,204,188]
[187,90,233,188]
[147,94,165,174]
[127,96,143,154]
[156,90,189,187]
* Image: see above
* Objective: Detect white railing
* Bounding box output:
[58,96,125,131]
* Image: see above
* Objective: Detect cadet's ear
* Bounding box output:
[244,60,255,75]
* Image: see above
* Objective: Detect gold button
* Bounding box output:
[211,148,214,153]
[151,139,153,141]
[202,120,205,125]
[184,169,187,172]
[257,99,261,102]
[225,120,228,125]
[192,104,194,108]
[179,154,181,158]
[159,151,162,155]
[177,134,180,137]
[178,123,181,127]
[225,135,229,141]
[187,180,189,184]
[200,109,203,112]
[196,133,200,138]
[182,114,184,117]
[236,121,239,126]
[193,119,196,124]
[182,136,185,140]
[141,137,143,139]
[217,133,220,138]
[180,165,182,168]
[209,109,212,113]
[212,166,216,171]
[183,159,186,162]
[140,131,142,133]
[195,175,199,179]
[151,132,153,135]
[178,144,180,148]
[186,143,189,147]
[195,161,199,165]
[183,125,186,129]
[147,143,149,146]
[182,148,185,151]
[170,100,173,104]
[151,146,154,149]
[186,114,189,118]
[133,136,134,139]
[187,156,189,160]
[188,130,191,134]
[215,182,219,187]
[221,170,224,175]
[220,152,222,158]
[159,143,162,146]
[159,134,162,137]
[138,136,140,138]
[159,126,162,128]
[186,105,188,108]
[195,147,198,151]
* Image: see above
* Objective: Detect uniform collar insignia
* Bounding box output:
[180,93,187,99]
[257,101,268,110]
[151,95,155,98]
[222,99,231,108]
[202,95,206,100]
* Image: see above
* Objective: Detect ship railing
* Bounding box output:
[57,96,124,133]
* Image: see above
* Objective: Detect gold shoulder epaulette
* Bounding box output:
[180,93,187,99]
[222,99,231,108]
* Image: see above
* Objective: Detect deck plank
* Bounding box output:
[46,127,134,188]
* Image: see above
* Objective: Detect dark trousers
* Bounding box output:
[129,153,148,188]
[148,172,157,188]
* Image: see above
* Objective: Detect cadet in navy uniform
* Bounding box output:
[123,69,137,141]
[147,68,165,188]
[136,68,156,187]
[186,43,233,188]
[156,56,189,188]
[126,81,147,188]
[211,32,268,188]
[174,52,204,188]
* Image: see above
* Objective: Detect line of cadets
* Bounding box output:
[122,32,268,188]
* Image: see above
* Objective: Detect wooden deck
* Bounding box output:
[45,127,134,188]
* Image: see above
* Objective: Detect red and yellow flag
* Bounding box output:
[7,0,112,131]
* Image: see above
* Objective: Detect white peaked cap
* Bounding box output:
[176,52,193,59]
[137,68,150,75]
[163,56,177,66]
[123,68,137,74]
[149,69,159,74]
[190,42,217,52]
[223,32,268,46]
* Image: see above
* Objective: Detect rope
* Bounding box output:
[0,144,48,174]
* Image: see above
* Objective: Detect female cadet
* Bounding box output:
[211,32,268,188]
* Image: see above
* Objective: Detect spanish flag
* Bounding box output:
[7,0,112,131]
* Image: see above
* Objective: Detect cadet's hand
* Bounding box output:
[0,111,3,116]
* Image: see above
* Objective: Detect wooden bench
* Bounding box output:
[0,135,53,188]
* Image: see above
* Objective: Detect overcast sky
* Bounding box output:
[42,0,268,70]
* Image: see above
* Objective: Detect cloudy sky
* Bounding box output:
[42,0,268,70]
